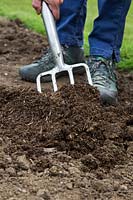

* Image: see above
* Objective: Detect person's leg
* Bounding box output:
[89,0,131,61]
[19,0,87,83]
[88,0,131,104]
[57,0,87,47]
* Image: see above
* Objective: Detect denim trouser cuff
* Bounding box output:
[90,47,120,62]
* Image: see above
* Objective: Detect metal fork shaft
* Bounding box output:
[41,1,64,69]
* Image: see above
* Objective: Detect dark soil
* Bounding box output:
[0,17,133,200]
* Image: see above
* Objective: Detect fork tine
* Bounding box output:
[68,69,75,85]
[83,64,93,86]
[36,74,42,93]
[52,73,58,92]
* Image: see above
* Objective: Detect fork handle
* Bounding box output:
[41,1,64,69]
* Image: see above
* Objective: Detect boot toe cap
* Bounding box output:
[97,86,118,105]
[19,64,39,83]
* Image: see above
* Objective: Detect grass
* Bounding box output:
[0,0,44,33]
[0,0,133,69]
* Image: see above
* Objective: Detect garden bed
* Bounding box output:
[0,17,133,200]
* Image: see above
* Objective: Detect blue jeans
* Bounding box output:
[56,0,131,62]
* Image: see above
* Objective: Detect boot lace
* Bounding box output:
[89,57,116,88]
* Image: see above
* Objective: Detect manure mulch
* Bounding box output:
[0,79,132,172]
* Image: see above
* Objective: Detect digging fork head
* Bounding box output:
[36,63,93,93]
[36,1,92,93]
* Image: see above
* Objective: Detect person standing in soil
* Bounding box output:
[19,0,131,105]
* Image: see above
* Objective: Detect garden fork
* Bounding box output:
[36,1,92,93]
